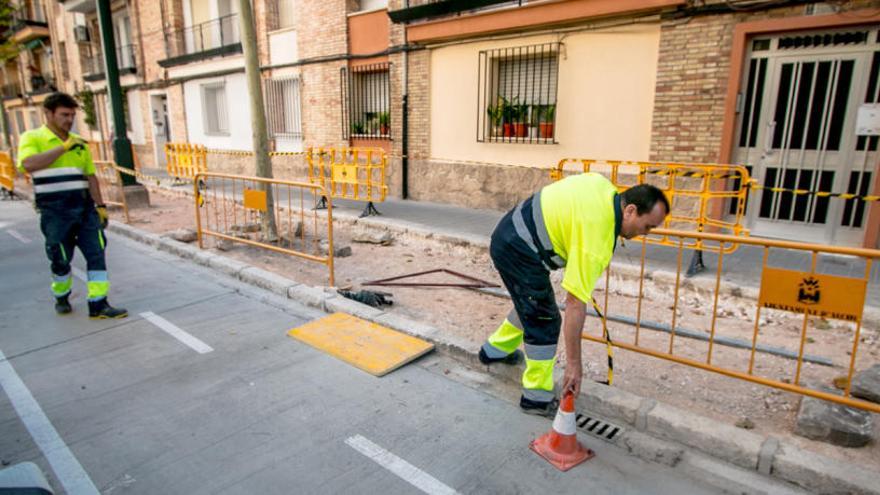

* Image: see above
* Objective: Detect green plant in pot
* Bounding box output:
[511,100,529,138]
[487,97,504,138]
[351,121,365,135]
[377,111,390,136]
[539,104,555,139]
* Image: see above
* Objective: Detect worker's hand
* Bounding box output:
[96,205,109,229]
[562,360,583,397]
[63,135,87,152]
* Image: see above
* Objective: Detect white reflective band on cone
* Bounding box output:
[552,410,577,436]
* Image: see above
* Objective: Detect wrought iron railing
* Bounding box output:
[29,74,55,94]
[83,45,138,78]
[12,3,48,25]
[165,14,240,60]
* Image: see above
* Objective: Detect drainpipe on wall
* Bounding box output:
[401,34,409,199]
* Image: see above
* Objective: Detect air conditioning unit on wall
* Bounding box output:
[73,25,90,43]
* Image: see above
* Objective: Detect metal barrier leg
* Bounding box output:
[359,201,381,218]
[686,250,706,277]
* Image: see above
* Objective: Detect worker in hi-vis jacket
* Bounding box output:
[17,92,128,319]
[479,173,669,416]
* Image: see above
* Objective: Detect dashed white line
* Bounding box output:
[71,267,87,282]
[345,434,459,495]
[6,229,30,243]
[0,348,100,495]
[139,311,214,354]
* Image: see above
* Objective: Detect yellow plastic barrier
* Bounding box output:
[194,172,335,286]
[0,151,14,196]
[165,142,207,180]
[551,158,751,252]
[307,147,388,217]
[94,160,130,223]
[588,228,879,414]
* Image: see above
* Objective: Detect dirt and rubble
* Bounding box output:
[117,187,880,468]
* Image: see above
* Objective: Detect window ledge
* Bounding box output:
[268,26,296,36]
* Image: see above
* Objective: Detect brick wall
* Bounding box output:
[166,83,188,142]
[650,0,880,165]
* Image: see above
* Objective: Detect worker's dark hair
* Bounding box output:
[43,92,79,112]
[621,184,670,216]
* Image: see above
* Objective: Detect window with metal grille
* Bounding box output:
[341,63,391,140]
[277,0,296,29]
[264,77,302,139]
[477,43,559,144]
[201,82,228,135]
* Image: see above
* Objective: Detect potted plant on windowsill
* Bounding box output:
[539,104,555,139]
[378,111,390,136]
[501,96,516,138]
[512,100,529,138]
[487,97,504,139]
[351,121,365,136]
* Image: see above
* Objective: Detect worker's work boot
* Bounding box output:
[54,295,72,315]
[88,299,128,319]
[478,348,524,366]
[519,396,559,418]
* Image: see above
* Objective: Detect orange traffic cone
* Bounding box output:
[529,391,595,471]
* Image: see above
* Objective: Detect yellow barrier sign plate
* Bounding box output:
[243,188,267,212]
[758,267,866,322]
[288,313,434,376]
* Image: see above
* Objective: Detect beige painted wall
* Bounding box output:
[429,23,661,168]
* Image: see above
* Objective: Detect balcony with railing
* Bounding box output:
[82,44,138,81]
[388,0,525,23]
[158,14,242,68]
[10,2,50,43]
[29,73,56,95]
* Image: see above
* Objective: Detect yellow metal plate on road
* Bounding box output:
[287,313,434,376]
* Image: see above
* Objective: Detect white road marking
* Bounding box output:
[72,267,88,282]
[139,311,214,354]
[0,348,100,495]
[345,434,459,495]
[6,229,30,243]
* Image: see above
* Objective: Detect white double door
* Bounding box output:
[733,33,879,246]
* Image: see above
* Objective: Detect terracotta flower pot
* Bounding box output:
[539,123,554,139]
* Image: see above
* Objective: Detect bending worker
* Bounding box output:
[17,92,128,319]
[479,172,669,416]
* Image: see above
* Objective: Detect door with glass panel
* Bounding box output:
[732,29,879,246]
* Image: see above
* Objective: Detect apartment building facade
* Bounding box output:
[1,0,57,149]
[1,0,402,174]
[391,0,880,248]
[1,0,878,248]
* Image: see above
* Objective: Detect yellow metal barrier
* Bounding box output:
[194,172,335,286]
[94,160,130,223]
[589,228,879,413]
[166,142,208,180]
[0,151,15,197]
[307,147,388,217]
[551,159,751,252]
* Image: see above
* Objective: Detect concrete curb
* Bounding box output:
[107,220,880,495]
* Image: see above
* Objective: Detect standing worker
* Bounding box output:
[479,173,668,416]
[17,92,128,319]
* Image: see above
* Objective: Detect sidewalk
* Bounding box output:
[147,167,880,312]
